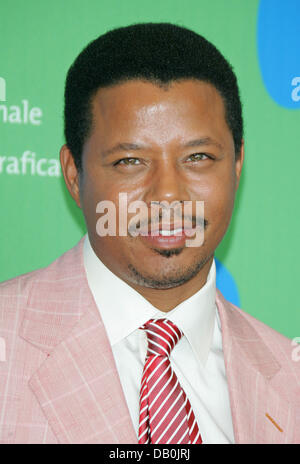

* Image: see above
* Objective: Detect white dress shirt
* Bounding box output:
[83,234,235,444]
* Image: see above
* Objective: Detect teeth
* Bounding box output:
[159,228,182,236]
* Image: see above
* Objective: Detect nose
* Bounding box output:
[143,158,190,205]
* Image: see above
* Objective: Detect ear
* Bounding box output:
[234,139,245,191]
[60,144,81,208]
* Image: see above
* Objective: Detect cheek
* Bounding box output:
[80,174,141,242]
[192,171,236,223]
[80,172,110,235]
[80,182,98,224]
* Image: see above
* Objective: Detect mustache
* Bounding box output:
[124,199,207,235]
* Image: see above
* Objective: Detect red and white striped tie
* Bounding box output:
[138,318,202,444]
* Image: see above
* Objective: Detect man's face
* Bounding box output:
[62,79,243,290]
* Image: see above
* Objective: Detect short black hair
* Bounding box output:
[64,22,243,171]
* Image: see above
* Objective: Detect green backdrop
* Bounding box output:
[0,0,299,340]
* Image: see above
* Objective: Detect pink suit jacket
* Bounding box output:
[0,237,299,444]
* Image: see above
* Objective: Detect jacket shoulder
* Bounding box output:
[222,295,300,377]
[233,301,294,345]
[0,238,85,330]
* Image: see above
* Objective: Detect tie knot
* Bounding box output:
[140,318,183,358]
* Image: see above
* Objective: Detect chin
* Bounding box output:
[127,252,212,289]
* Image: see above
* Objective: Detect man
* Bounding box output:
[0,23,299,444]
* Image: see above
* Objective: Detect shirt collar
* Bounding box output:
[83,234,216,366]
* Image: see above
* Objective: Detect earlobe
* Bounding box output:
[59,144,81,208]
[235,139,245,191]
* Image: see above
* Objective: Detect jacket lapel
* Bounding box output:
[19,239,137,444]
[216,291,296,444]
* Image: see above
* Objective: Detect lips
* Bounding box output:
[140,221,195,236]
[137,221,199,250]
[157,227,183,236]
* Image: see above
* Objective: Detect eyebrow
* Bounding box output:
[101,143,144,159]
[183,137,223,150]
[101,137,223,158]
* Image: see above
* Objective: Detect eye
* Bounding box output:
[187,153,210,162]
[114,157,141,166]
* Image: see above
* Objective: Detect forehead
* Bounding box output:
[89,79,233,149]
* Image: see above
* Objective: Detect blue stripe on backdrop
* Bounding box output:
[257,0,300,109]
[215,259,240,307]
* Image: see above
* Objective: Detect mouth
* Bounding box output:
[156,227,183,236]
[139,219,195,235]
[137,221,202,250]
